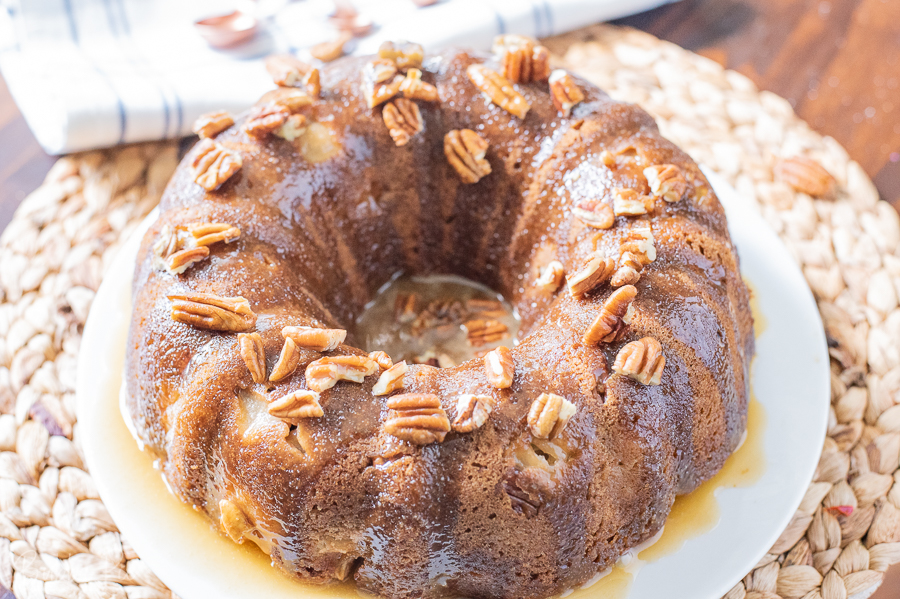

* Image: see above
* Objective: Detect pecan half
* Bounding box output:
[452,394,493,433]
[268,390,323,419]
[384,393,450,445]
[567,253,616,299]
[362,59,404,108]
[368,350,394,370]
[265,54,321,96]
[306,355,378,393]
[466,298,506,318]
[613,188,653,217]
[166,246,209,273]
[610,260,641,288]
[613,337,665,386]
[281,325,346,352]
[269,338,301,382]
[153,222,240,275]
[259,88,315,113]
[192,138,242,191]
[534,260,565,292]
[188,222,241,247]
[619,227,656,265]
[192,110,234,139]
[644,165,687,203]
[372,361,407,396]
[484,345,514,389]
[383,98,423,146]
[219,499,253,543]
[239,332,266,383]
[310,32,351,63]
[243,103,290,139]
[504,470,550,518]
[549,70,584,117]
[492,35,550,83]
[466,64,530,119]
[444,129,491,184]
[582,285,638,345]
[276,114,308,141]
[527,393,576,439]
[465,319,509,346]
[169,293,256,332]
[573,199,614,229]
[377,41,424,71]
[400,68,439,102]
[775,156,836,198]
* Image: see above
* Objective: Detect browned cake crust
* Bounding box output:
[126,47,754,599]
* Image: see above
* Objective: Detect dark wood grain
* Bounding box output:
[617,0,900,213]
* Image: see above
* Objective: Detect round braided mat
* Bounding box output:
[0,23,898,599]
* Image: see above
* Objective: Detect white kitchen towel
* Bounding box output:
[0,0,672,155]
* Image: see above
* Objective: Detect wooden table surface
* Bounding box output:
[1,0,899,596]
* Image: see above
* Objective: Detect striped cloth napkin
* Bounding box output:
[0,0,671,155]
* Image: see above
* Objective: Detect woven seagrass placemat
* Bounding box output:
[0,23,897,599]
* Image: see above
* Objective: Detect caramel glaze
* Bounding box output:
[126,49,755,599]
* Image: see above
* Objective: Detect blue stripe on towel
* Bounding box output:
[62,0,79,43]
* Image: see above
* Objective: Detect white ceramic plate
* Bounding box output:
[76,170,830,599]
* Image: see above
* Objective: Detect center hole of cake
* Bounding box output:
[355,274,520,367]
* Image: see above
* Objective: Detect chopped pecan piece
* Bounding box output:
[281,325,346,352]
[549,70,584,117]
[384,393,451,445]
[269,338,301,382]
[378,41,425,71]
[368,350,394,370]
[582,285,638,345]
[372,361,407,396]
[192,110,233,139]
[310,32,351,63]
[775,156,836,198]
[265,54,321,96]
[492,35,550,83]
[243,103,290,139]
[504,471,550,518]
[573,198,614,229]
[219,499,252,543]
[306,355,378,393]
[383,98,423,146]
[238,332,267,383]
[613,337,665,386]
[452,394,493,433]
[362,59,404,108]
[169,293,256,332]
[613,188,653,216]
[535,260,565,292]
[444,129,491,184]
[268,390,323,419]
[399,68,439,102]
[644,165,687,203]
[394,293,418,323]
[464,319,509,346]
[567,253,616,299]
[527,393,576,439]
[188,222,241,247]
[484,345,514,389]
[466,64,530,119]
[192,138,242,191]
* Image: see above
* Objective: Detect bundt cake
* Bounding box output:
[125,37,755,599]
